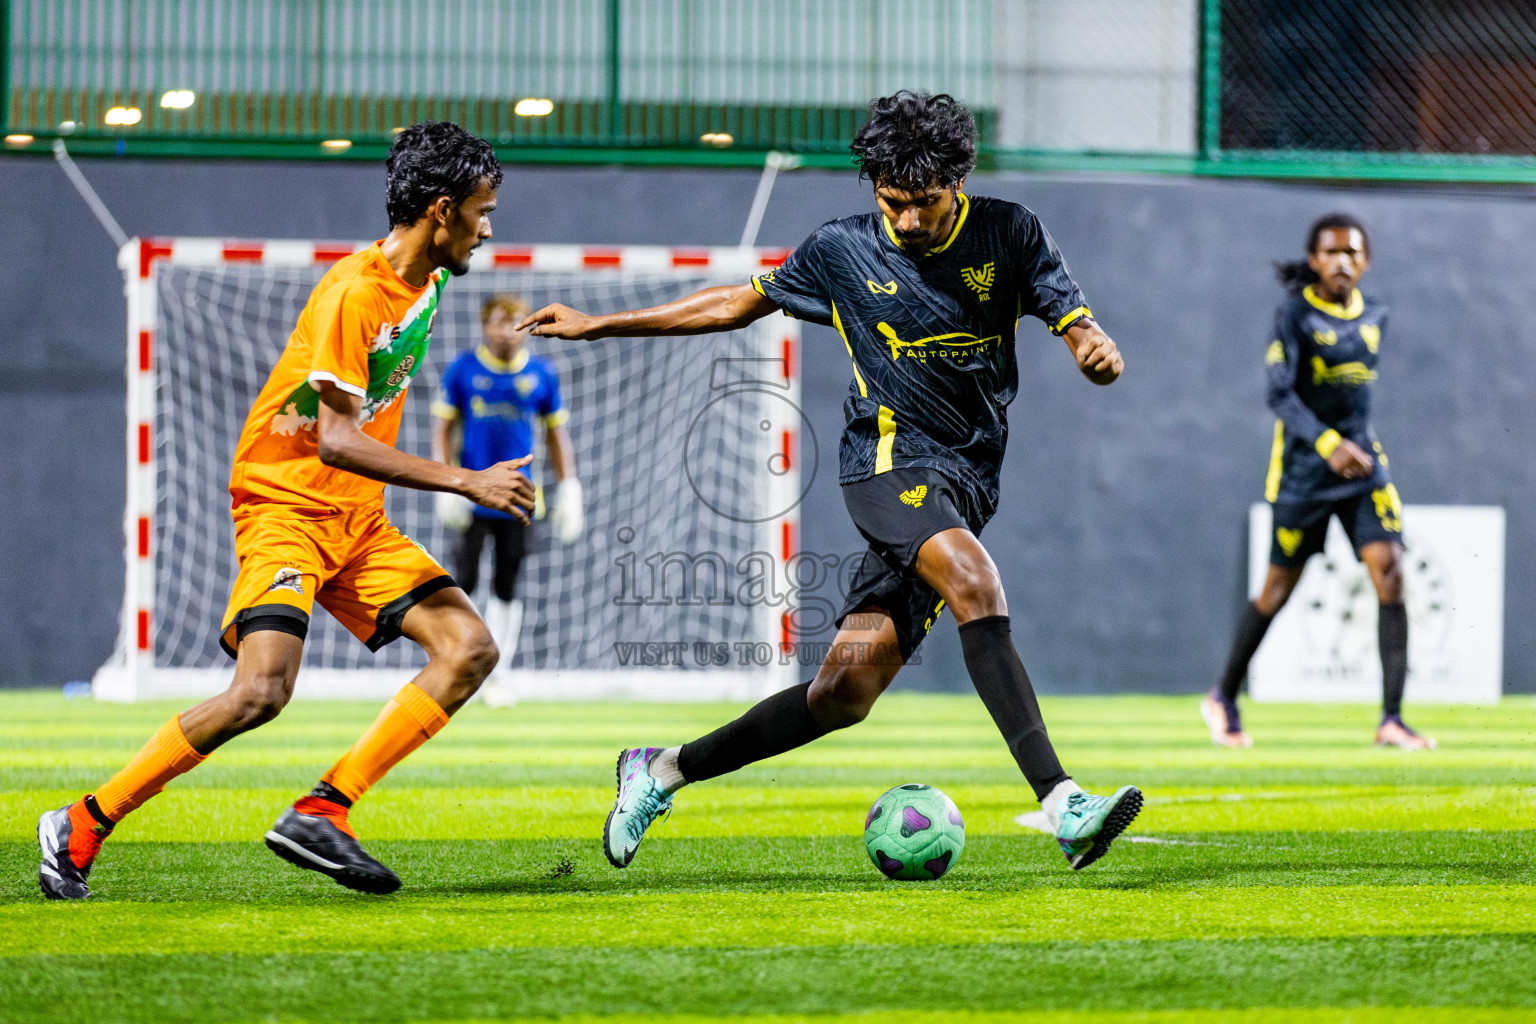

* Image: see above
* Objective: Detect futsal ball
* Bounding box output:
[863,783,964,880]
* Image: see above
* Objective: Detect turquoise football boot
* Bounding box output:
[603,747,674,868]
[1055,785,1143,870]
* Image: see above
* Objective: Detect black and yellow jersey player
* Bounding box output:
[1202,213,1435,752]
[521,90,1143,872]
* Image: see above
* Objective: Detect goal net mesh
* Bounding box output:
[148,264,786,677]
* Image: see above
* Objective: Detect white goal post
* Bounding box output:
[94,237,804,703]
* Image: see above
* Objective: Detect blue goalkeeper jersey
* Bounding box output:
[750,193,1091,516]
[433,345,567,520]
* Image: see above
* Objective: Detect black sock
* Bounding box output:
[83,794,117,829]
[958,615,1068,801]
[1379,601,1409,719]
[677,681,827,784]
[1217,602,1274,702]
[310,781,353,808]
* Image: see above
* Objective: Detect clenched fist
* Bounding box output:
[1074,328,1123,385]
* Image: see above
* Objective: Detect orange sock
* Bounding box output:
[93,714,207,822]
[64,797,114,869]
[293,795,358,838]
[320,683,449,804]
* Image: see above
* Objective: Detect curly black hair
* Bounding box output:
[850,91,977,190]
[385,121,503,227]
[1275,212,1371,292]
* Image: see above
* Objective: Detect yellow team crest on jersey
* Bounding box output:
[899,485,927,508]
[1360,323,1380,353]
[961,262,995,301]
[1276,527,1305,557]
[867,279,898,295]
[514,373,538,397]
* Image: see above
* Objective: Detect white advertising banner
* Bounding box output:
[1247,503,1504,703]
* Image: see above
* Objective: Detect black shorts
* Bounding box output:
[1270,484,1403,567]
[454,514,527,601]
[835,467,991,661]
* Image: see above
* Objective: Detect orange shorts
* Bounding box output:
[219,503,454,658]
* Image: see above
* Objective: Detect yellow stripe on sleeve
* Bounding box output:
[1315,429,1343,458]
[543,409,570,428]
[431,401,461,421]
[875,405,897,475]
[1051,306,1092,335]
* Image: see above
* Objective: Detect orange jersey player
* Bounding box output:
[38,122,535,900]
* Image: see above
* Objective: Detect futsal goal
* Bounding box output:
[93,237,804,703]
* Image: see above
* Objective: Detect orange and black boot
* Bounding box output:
[264,785,401,894]
[38,796,114,900]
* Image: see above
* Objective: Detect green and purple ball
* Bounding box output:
[863,783,964,880]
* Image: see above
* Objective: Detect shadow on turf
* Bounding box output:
[5,831,1533,903]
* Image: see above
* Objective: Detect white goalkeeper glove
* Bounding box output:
[435,490,474,531]
[551,478,585,545]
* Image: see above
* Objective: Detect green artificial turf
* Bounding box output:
[1,691,1533,1023]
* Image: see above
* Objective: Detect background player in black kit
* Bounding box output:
[1201,214,1435,751]
[521,91,1144,870]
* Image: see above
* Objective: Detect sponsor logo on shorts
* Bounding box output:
[899,485,927,508]
[923,597,947,632]
[1372,484,1403,533]
[268,567,305,595]
[1276,527,1304,558]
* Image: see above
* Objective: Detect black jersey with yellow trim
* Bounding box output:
[751,193,1090,514]
[1264,285,1392,505]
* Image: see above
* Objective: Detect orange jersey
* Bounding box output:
[229,244,448,512]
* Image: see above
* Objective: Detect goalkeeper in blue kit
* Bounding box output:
[432,293,583,683]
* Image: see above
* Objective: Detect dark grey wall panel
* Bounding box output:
[0,153,1529,694]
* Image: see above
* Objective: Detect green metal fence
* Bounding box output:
[1,0,995,163]
[8,0,1536,183]
[1201,0,1536,182]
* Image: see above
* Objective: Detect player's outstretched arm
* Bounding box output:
[517,284,778,340]
[314,383,537,522]
[1062,318,1123,385]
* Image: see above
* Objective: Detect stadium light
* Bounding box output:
[104,107,142,126]
[159,90,196,109]
[320,139,352,151]
[4,134,34,145]
[514,98,554,117]
[700,132,734,147]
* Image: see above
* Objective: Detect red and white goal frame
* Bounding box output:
[95,236,802,702]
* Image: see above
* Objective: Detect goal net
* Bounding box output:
[94,238,803,702]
